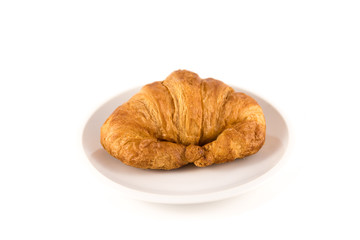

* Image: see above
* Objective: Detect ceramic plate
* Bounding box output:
[82,87,289,204]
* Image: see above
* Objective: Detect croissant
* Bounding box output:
[101,70,266,170]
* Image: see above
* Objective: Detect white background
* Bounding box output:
[1,0,359,239]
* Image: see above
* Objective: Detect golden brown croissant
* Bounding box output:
[101,70,266,170]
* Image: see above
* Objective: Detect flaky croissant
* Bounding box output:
[101,70,266,170]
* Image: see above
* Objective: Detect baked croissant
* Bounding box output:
[101,70,266,170]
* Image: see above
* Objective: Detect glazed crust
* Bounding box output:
[100,70,266,170]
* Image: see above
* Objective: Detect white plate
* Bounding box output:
[82,87,289,204]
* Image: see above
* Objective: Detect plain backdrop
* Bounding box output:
[1,0,359,239]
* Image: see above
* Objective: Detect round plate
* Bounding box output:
[82,87,289,204]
